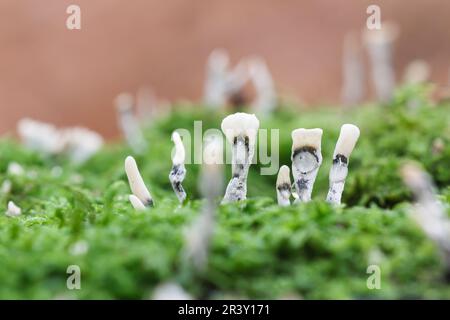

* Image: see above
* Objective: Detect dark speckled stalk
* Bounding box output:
[169,164,186,204]
[326,154,348,205]
[291,146,322,203]
[223,135,253,203]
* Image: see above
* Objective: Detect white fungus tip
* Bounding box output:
[203,136,223,165]
[277,165,291,206]
[276,165,291,186]
[129,194,146,211]
[115,93,134,112]
[333,124,360,158]
[291,128,323,152]
[6,201,21,217]
[17,117,102,163]
[248,57,267,75]
[208,48,230,69]
[60,127,104,164]
[221,112,260,145]
[200,136,224,199]
[124,156,153,206]
[363,21,399,45]
[17,118,64,155]
[171,131,185,165]
[124,155,136,170]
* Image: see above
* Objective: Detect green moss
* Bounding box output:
[0,84,450,299]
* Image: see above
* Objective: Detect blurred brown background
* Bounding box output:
[1,0,449,138]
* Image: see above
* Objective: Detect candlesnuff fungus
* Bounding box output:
[363,22,399,104]
[17,118,103,163]
[124,156,154,210]
[128,195,146,211]
[203,49,230,108]
[115,93,147,154]
[200,135,224,200]
[249,57,276,116]
[203,49,249,108]
[341,32,365,106]
[326,124,360,205]
[183,137,223,271]
[225,59,249,99]
[169,131,187,204]
[136,86,157,124]
[5,201,21,217]
[291,128,323,203]
[221,112,260,203]
[401,163,450,267]
[17,118,63,155]
[183,210,215,271]
[276,165,291,206]
[60,127,104,164]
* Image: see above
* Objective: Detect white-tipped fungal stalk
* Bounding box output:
[183,138,223,272]
[17,118,64,155]
[124,156,153,209]
[136,86,157,124]
[183,203,215,272]
[363,22,399,104]
[249,57,276,116]
[224,59,249,100]
[401,163,450,266]
[60,127,104,164]
[203,49,249,108]
[203,49,231,108]
[276,165,291,206]
[5,201,21,217]
[291,128,323,203]
[17,118,103,164]
[169,131,187,204]
[326,124,360,205]
[129,194,146,211]
[221,112,259,203]
[341,32,365,106]
[115,93,147,154]
[200,135,224,201]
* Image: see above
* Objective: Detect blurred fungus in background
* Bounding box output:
[1,0,450,138]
